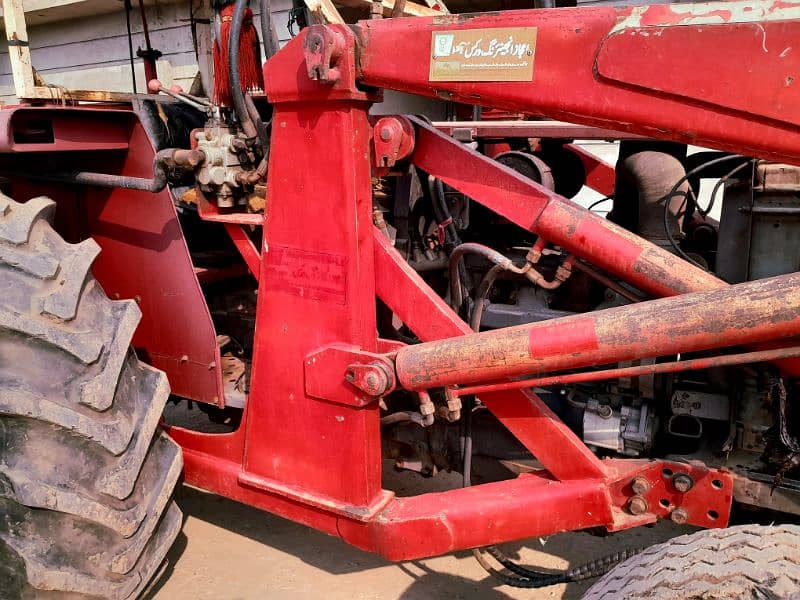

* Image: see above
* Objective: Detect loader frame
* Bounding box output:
[171,2,800,559]
[2,0,800,561]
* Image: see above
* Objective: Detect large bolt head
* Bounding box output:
[379,126,393,142]
[672,473,694,493]
[628,496,648,516]
[631,476,650,496]
[670,507,689,524]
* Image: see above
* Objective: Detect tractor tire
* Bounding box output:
[0,194,182,599]
[583,524,800,599]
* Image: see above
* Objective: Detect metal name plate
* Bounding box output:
[429,27,537,82]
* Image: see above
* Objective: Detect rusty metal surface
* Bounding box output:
[395,272,800,390]
[355,2,800,165]
[453,346,800,397]
[408,116,721,298]
[432,120,646,140]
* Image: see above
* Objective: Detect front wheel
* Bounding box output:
[0,194,182,598]
[583,524,800,599]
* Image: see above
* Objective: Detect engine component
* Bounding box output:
[480,286,573,329]
[494,151,555,191]
[614,148,688,250]
[582,399,656,456]
[670,389,729,421]
[195,125,248,207]
[717,162,800,283]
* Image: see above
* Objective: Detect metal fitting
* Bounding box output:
[373,116,415,169]
[344,361,393,397]
[627,496,648,516]
[597,404,614,419]
[442,386,462,422]
[631,476,651,496]
[672,472,694,493]
[417,391,436,427]
[670,507,689,524]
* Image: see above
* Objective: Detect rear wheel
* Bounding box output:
[583,524,800,599]
[0,194,182,599]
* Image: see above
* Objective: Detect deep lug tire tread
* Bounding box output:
[583,524,800,599]
[0,194,183,599]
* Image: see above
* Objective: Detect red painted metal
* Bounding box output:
[372,115,415,168]
[566,143,616,197]
[0,106,132,153]
[407,120,800,378]
[394,271,800,390]
[453,346,800,397]
[603,459,733,531]
[409,116,721,297]
[164,20,754,560]
[355,2,800,165]
[372,229,608,481]
[241,29,386,512]
[196,186,265,225]
[432,120,644,141]
[2,109,225,407]
[223,223,261,281]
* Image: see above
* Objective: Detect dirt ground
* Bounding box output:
[147,466,693,600]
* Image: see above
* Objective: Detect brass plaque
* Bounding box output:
[429,27,537,82]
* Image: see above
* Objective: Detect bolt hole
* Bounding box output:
[711,479,724,489]
[659,498,670,508]
[662,468,673,478]
[708,510,719,520]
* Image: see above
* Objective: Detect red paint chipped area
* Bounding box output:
[639,6,733,27]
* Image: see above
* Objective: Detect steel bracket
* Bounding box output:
[305,344,396,407]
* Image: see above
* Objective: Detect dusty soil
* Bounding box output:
[147,467,692,600]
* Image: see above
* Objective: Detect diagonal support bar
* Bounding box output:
[373,230,607,481]
[408,115,721,298]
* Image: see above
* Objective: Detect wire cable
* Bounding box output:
[701,160,754,219]
[659,154,748,268]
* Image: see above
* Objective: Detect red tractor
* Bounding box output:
[2,0,800,597]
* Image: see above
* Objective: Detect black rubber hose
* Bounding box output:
[427,175,461,254]
[228,0,258,140]
[474,546,644,588]
[259,0,280,59]
[8,148,193,192]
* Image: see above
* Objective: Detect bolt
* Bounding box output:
[419,402,436,416]
[631,476,651,496]
[364,372,381,394]
[598,404,613,419]
[379,126,393,142]
[670,507,689,524]
[627,496,648,516]
[672,473,694,493]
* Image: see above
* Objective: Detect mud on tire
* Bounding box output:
[0,194,182,599]
[583,524,800,599]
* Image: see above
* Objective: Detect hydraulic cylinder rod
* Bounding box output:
[394,271,800,391]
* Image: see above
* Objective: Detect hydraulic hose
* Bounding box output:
[7,148,202,192]
[228,0,259,140]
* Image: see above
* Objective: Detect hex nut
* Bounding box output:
[631,476,650,496]
[672,473,694,493]
[628,496,648,516]
[419,402,436,416]
[670,507,689,524]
